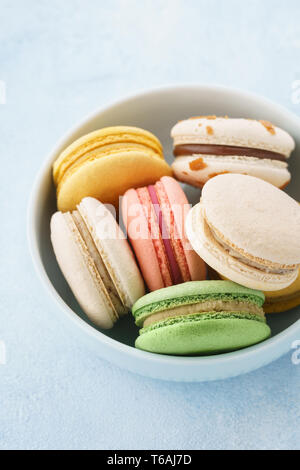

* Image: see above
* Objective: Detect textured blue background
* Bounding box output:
[1,0,300,450]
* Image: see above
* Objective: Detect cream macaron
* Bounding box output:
[171,116,295,189]
[51,197,145,328]
[186,174,300,291]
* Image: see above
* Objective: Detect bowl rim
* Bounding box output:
[27,83,300,381]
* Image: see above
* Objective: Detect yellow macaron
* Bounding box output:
[263,270,300,313]
[209,268,300,314]
[53,126,172,211]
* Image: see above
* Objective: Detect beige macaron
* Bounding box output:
[171,117,295,189]
[51,197,145,328]
[186,174,300,291]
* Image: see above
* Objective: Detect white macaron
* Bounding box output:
[50,197,145,328]
[171,116,295,189]
[186,174,300,291]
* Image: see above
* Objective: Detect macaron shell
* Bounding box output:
[122,189,165,291]
[160,176,206,280]
[50,211,115,329]
[78,197,145,307]
[201,174,300,266]
[53,126,164,185]
[57,151,173,211]
[172,155,291,189]
[135,317,271,355]
[72,209,126,316]
[122,176,207,291]
[186,203,298,291]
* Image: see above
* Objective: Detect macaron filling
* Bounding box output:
[154,180,192,282]
[136,187,173,286]
[173,144,287,162]
[134,292,264,326]
[142,299,264,327]
[148,185,183,285]
[139,311,266,336]
[136,181,192,287]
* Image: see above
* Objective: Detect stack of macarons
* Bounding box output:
[50,118,300,357]
[51,127,206,332]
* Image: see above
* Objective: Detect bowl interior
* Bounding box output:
[35,86,300,349]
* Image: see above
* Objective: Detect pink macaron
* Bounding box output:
[122,176,206,291]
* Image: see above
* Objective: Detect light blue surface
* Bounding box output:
[1,0,300,450]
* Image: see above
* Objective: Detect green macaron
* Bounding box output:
[132,280,271,356]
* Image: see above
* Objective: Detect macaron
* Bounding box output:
[211,203,300,314]
[209,269,300,314]
[50,197,145,328]
[122,176,206,292]
[264,270,300,313]
[171,116,295,188]
[186,174,300,291]
[133,280,270,355]
[264,202,300,312]
[53,126,173,212]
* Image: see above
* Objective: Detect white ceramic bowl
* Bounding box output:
[28,85,300,382]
